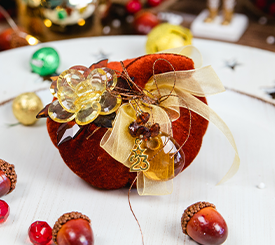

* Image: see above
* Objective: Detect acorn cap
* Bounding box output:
[0,159,17,193]
[181,201,216,234]
[52,211,91,244]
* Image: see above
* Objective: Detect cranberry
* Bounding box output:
[0,200,9,223]
[134,11,160,34]
[126,0,142,14]
[28,221,52,245]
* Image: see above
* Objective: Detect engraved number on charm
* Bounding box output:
[129,138,150,172]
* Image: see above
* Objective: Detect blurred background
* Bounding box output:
[0,0,274,52]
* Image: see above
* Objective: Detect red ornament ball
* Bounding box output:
[147,0,163,7]
[126,0,142,14]
[0,200,10,223]
[28,221,52,245]
[134,11,160,34]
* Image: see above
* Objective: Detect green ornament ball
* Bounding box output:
[57,9,67,20]
[30,47,60,76]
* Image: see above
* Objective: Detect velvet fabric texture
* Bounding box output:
[47,53,208,189]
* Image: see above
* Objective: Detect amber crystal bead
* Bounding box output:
[142,132,185,181]
[136,112,150,124]
[136,126,151,141]
[52,212,94,245]
[149,123,160,137]
[129,121,140,137]
[181,202,228,245]
[36,104,50,119]
[129,123,151,140]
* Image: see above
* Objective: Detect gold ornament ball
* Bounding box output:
[12,92,44,126]
[146,23,192,54]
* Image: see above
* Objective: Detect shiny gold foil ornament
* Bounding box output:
[146,23,192,54]
[12,92,44,126]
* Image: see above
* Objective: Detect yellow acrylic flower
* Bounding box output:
[48,66,122,125]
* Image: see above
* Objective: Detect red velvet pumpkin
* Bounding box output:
[46,53,208,189]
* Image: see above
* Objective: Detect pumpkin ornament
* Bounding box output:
[37,46,239,196]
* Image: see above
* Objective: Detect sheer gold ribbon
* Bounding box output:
[157,45,203,68]
[100,102,174,195]
[100,47,240,195]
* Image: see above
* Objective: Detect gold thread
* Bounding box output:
[128,172,145,245]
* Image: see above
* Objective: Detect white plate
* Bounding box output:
[0,36,275,245]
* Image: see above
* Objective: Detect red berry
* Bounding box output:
[126,0,142,14]
[0,200,10,223]
[182,202,228,245]
[28,221,52,245]
[134,11,160,34]
[147,0,162,7]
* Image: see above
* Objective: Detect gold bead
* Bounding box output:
[12,92,43,126]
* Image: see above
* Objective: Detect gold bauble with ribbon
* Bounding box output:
[146,23,192,54]
[12,92,44,126]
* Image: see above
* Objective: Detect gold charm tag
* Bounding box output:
[129,138,150,172]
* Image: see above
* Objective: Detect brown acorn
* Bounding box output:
[52,211,94,245]
[181,202,228,245]
[0,159,17,197]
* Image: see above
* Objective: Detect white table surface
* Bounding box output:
[0,36,275,245]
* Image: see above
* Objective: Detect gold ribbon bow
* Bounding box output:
[100,46,240,195]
